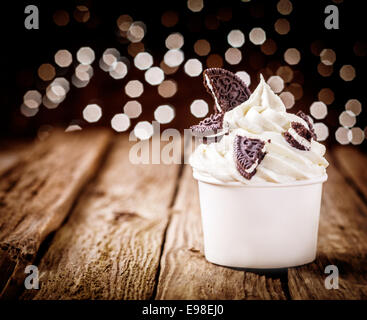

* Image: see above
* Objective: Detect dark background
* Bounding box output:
[0,0,365,147]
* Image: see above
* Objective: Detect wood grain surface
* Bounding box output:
[0,130,111,299]
[22,136,181,300]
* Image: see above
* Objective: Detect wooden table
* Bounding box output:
[0,129,366,300]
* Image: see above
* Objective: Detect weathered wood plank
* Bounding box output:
[156,165,287,300]
[333,146,367,202]
[288,159,367,299]
[0,129,111,299]
[22,136,180,300]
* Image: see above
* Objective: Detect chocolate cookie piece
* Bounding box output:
[283,121,313,151]
[233,135,266,180]
[203,68,251,113]
[296,111,317,139]
[190,112,226,144]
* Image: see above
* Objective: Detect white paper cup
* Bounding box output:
[194,172,328,269]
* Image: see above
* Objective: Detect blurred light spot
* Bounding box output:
[128,42,145,57]
[190,99,208,118]
[54,50,73,68]
[77,47,95,65]
[158,80,178,98]
[318,88,335,105]
[310,40,325,56]
[46,77,70,105]
[335,127,351,145]
[287,83,303,100]
[339,110,356,128]
[205,14,220,30]
[134,52,153,70]
[160,61,179,75]
[100,48,120,71]
[235,71,251,86]
[109,61,128,79]
[127,21,146,43]
[194,39,211,56]
[161,11,179,27]
[125,80,144,98]
[53,10,69,26]
[83,104,102,123]
[267,76,284,93]
[65,124,82,132]
[310,101,328,119]
[350,127,365,145]
[345,99,362,116]
[134,121,154,140]
[313,123,329,141]
[165,33,184,50]
[277,0,293,15]
[23,90,42,109]
[75,64,93,82]
[249,27,266,45]
[20,104,38,117]
[225,48,242,65]
[164,49,184,67]
[274,18,290,35]
[339,65,356,81]
[261,39,277,55]
[188,0,204,12]
[145,67,165,85]
[38,63,56,81]
[72,74,89,88]
[111,114,130,132]
[42,95,59,109]
[276,66,293,83]
[227,30,245,48]
[206,54,223,68]
[184,59,203,77]
[279,91,295,109]
[154,105,175,124]
[320,49,336,66]
[117,14,133,32]
[317,63,333,77]
[217,7,232,21]
[124,100,142,118]
[74,5,90,23]
[284,48,300,65]
[353,41,367,57]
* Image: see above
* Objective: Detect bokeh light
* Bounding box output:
[83,104,102,123]
[313,122,329,141]
[125,80,144,98]
[158,80,178,98]
[276,66,293,83]
[184,59,203,77]
[164,49,185,67]
[134,52,153,70]
[284,48,301,65]
[75,64,93,82]
[310,101,328,119]
[117,14,133,32]
[249,27,266,45]
[20,104,39,117]
[287,83,303,100]
[274,18,290,35]
[350,127,365,145]
[54,49,73,68]
[145,67,165,85]
[190,99,209,118]
[38,63,56,81]
[320,49,336,66]
[279,91,295,109]
[267,75,284,93]
[339,110,356,128]
[134,121,154,140]
[76,47,95,65]
[127,21,146,43]
[235,71,251,86]
[100,48,120,71]
[124,100,142,119]
[109,61,128,79]
[23,90,42,109]
[277,0,293,15]
[65,125,82,132]
[317,63,333,77]
[154,105,175,124]
[225,48,242,65]
[206,54,223,68]
[318,88,335,105]
[128,42,145,57]
[188,0,204,12]
[335,127,351,145]
[261,39,277,55]
[165,33,184,50]
[74,5,90,23]
[339,65,356,81]
[227,30,245,48]
[194,39,211,56]
[345,99,362,116]
[160,61,179,75]
[111,114,130,132]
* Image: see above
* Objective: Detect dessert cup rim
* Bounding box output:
[193,171,328,188]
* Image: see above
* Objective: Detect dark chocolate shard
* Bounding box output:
[203,68,251,113]
[191,112,226,144]
[296,111,317,139]
[283,121,312,151]
[233,135,266,180]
